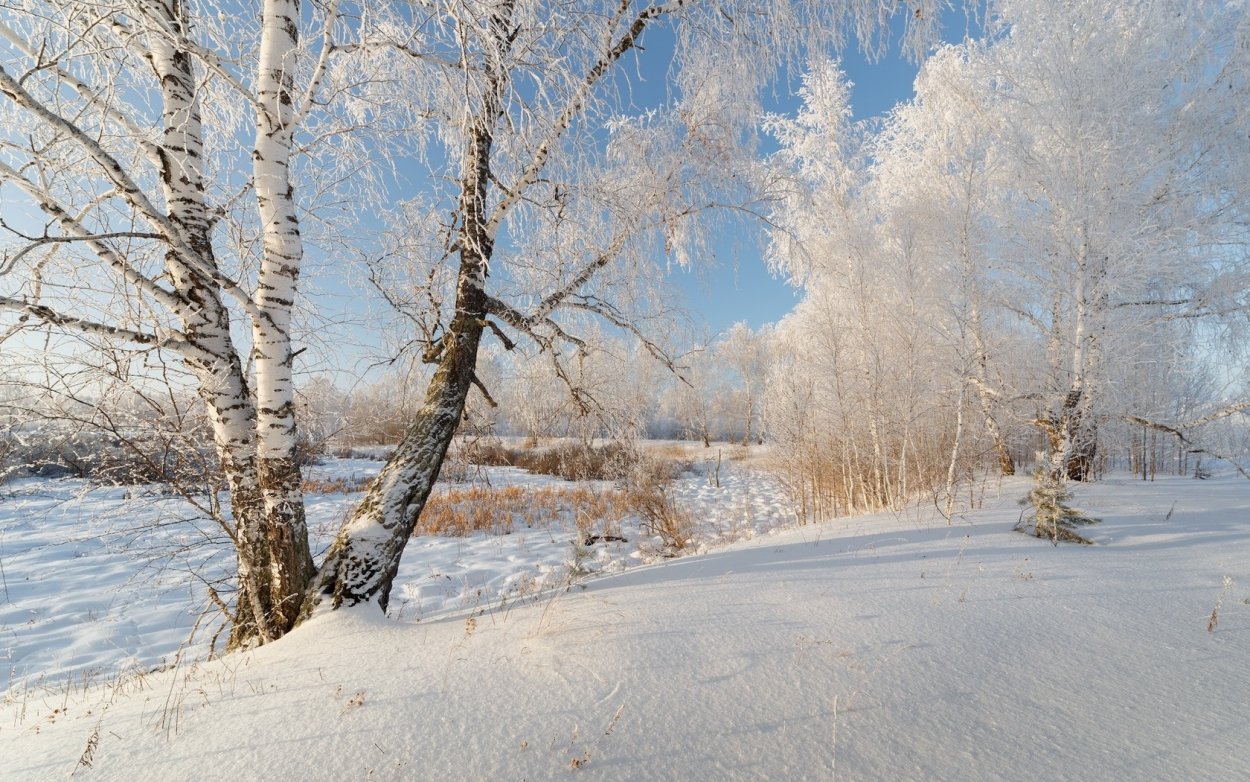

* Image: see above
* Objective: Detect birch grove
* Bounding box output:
[764,0,1250,521]
[0,0,342,644]
[7,0,1245,652]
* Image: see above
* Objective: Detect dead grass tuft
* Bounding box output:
[416,484,629,538]
[623,462,693,552]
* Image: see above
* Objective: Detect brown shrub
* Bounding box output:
[457,439,694,485]
[458,442,516,467]
[622,463,693,552]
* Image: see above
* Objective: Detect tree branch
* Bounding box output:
[294,0,344,125]
[470,372,499,407]
[0,159,188,314]
[0,21,163,166]
[0,295,197,355]
[0,223,161,275]
[0,65,262,321]
[566,296,683,378]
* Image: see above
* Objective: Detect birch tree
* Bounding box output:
[974,0,1250,481]
[0,0,345,645]
[719,321,770,446]
[302,0,944,616]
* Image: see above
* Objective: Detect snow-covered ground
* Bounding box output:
[0,449,791,692]
[2,466,1248,779]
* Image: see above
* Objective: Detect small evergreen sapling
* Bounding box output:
[1017,469,1099,545]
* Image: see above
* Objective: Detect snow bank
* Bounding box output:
[2,474,1247,779]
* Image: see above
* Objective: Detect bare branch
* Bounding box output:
[566,296,684,377]
[532,228,632,321]
[470,372,499,407]
[294,0,344,124]
[0,20,163,166]
[481,318,515,351]
[0,159,187,314]
[0,66,262,320]
[1123,401,1250,439]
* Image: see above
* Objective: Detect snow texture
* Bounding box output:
[2,468,1248,780]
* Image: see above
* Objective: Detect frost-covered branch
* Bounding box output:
[0,20,163,166]
[0,66,262,320]
[485,0,689,240]
[0,295,192,353]
[0,160,189,314]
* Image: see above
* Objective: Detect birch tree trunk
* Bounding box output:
[145,0,312,646]
[1057,233,1103,483]
[955,166,1014,477]
[233,0,316,643]
[302,173,489,615]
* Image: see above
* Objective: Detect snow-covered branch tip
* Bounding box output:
[0,21,164,166]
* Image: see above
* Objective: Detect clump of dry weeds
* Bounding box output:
[416,485,629,538]
[622,460,693,552]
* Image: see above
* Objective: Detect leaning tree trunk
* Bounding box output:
[301,0,511,612]
[302,205,489,613]
[301,305,484,614]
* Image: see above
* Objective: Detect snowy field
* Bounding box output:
[2,466,1248,779]
[0,448,791,693]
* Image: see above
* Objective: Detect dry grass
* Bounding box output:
[458,440,691,483]
[622,462,693,552]
[416,484,629,538]
[457,442,515,467]
[303,443,690,548]
[627,486,693,552]
[301,476,374,494]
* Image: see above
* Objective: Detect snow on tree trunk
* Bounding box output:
[303,231,488,613]
[1053,232,1102,483]
[302,310,484,614]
